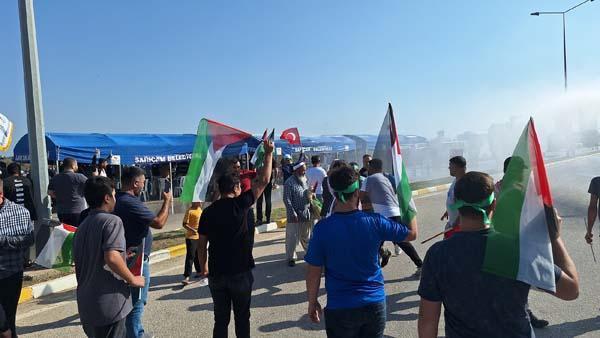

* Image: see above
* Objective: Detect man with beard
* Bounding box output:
[283,160,312,267]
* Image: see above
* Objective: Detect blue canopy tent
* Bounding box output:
[13,132,260,165]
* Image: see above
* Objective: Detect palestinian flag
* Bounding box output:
[483,118,557,291]
[182,119,256,203]
[35,224,76,269]
[251,129,274,168]
[373,103,417,225]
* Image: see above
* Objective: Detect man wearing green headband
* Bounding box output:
[305,165,417,338]
[418,172,579,338]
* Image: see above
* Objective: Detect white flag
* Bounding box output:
[0,113,14,151]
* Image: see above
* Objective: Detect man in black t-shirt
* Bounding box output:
[585,177,600,244]
[198,139,274,338]
[418,172,579,338]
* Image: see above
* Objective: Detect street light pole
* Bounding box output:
[531,0,594,91]
[18,0,51,253]
[562,13,568,91]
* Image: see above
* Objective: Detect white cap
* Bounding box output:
[293,162,306,171]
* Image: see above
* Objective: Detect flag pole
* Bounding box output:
[421,227,453,244]
[584,218,597,263]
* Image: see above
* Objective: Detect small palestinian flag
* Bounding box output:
[251,129,274,169]
[35,224,76,269]
[484,118,558,291]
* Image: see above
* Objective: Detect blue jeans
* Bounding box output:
[324,301,386,338]
[126,259,150,338]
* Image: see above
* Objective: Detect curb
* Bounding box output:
[19,243,190,304]
[412,183,452,197]
[255,222,278,234]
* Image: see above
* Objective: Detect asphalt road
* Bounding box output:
[15,153,600,337]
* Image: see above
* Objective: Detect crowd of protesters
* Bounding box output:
[0,140,586,338]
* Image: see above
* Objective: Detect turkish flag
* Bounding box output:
[280,128,301,145]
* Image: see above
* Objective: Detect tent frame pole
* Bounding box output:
[169,161,174,214]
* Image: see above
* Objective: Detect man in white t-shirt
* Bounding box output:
[306,155,327,202]
[360,158,423,273]
[441,156,466,239]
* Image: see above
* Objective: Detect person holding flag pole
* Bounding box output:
[418,118,579,338]
[370,103,421,270]
[253,129,276,225]
[496,156,549,329]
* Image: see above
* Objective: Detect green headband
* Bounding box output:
[449,192,495,225]
[334,180,360,203]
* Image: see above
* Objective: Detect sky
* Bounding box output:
[1,1,599,154]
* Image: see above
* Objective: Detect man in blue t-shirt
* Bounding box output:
[114,166,172,338]
[304,164,417,338]
[418,171,579,338]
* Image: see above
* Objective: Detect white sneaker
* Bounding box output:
[394,244,401,256]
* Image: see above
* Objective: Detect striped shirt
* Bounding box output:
[283,175,311,222]
[0,199,34,278]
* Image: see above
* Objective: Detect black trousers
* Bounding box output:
[395,242,423,268]
[389,216,423,268]
[184,239,201,278]
[0,271,23,338]
[83,317,126,338]
[58,213,81,227]
[256,183,272,223]
[208,271,254,338]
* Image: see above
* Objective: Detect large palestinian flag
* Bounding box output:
[483,118,557,291]
[36,224,76,269]
[181,119,256,203]
[373,103,417,225]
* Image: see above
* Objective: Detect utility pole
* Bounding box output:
[19,0,51,254]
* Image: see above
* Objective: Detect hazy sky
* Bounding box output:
[1,1,599,153]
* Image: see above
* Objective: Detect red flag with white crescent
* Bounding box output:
[280,128,301,145]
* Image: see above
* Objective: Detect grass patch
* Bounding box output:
[270,208,286,221]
